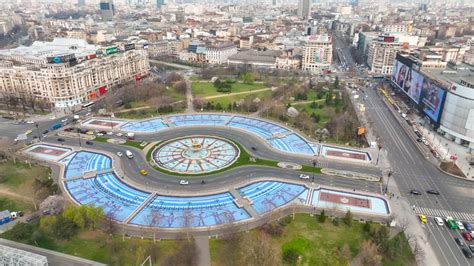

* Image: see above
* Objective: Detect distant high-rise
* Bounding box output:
[100,0,115,21]
[77,0,86,6]
[156,0,165,9]
[272,0,277,6]
[297,0,310,19]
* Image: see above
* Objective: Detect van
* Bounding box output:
[126,150,134,159]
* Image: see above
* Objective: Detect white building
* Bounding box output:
[205,43,237,65]
[367,37,403,74]
[0,38,149,108]
[302,35,333,73]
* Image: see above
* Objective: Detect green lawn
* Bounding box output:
[203,90,272,110]
[295,103,335,128]
[192,82,267,98]
[115,108,158,119]
[210,214,414,266]
[0,161,50,188]
[1,223,180,265]
[0,197,34,212]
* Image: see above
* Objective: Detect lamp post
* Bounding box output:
[312,159,317,183]
[35,123,41,141]
[385,170,393,194]
[78,128,82,147]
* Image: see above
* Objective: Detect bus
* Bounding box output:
[82,101,94,108]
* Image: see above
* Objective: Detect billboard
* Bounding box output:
[105,46,118,55]
[47,54,76,64]
[420,79,446,123]
[391,59,423,104]
[124,43,135,51]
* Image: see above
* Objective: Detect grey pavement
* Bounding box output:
[0,238,105,266]
[195,236,211,266]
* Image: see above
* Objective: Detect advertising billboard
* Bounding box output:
[420,79,446,123]
[124,43,135,51]
[105,47,118,55]
[391,59,423,104]
[47,54,76,64]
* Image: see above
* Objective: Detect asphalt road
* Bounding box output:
[45,130,381,195]
[333,35,474,265]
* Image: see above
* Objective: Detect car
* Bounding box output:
[99,130,107,134]
[410,189,421,195]
[427,189,440,195]
[97,133,104,136]
[299,174,310,179]
[86,140,93,145]
[61,118,68,123]
[251,146,257,151]
[139,169,148,176]
[180,180,189,185]
[461,248,473,259]
[419,214,427,224]
[469,245,474,253]
[86,131,94,135]
[455,238,465,246]
[463,222,473,231]
[422,139,429,146]
[85,112,92,116]
[26,120,34,124]
[107,131,114,135]
[64,127,73,132]
[463,232,473,241]
[434,217,444,226]
[116,152,123,157]
[57,138,65,142]
[416,138,423,143]
[116,133,124,137]
[42,130,49,134]
[25,129,32,135]
[457,221,465,230]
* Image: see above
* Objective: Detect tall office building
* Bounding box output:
[156,0,165,9]
[99,0,115,21]
[297,0,310,19]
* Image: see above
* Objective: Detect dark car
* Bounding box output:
[42,130,49,134]
[416,138,423,143]
[427,189,440,195]
[57,138,65,142]
[469,245,474,253]
[462,248,473,259]
[251,146,257,151]
[410,190,421,195]
[86,140,93,145]
[463,222,473,231]
[455,238,464,246]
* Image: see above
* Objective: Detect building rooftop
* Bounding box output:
[423,62,474,86]
[0,38,100,61]
[228,49,282,63]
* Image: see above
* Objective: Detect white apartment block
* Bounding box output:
[205,43,237,65]
[367,40,403,74]
[302,35,333,73]
[0,38,149,108]
[382,24,408,34]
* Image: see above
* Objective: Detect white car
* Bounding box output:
[299,174,310,180]
[96,133,104,136]
[26,120,34,124]
[457,221,465,230]
[180,180,189,185]
[106,131,114,135]
[445,216,454,223]
[61,118,68,123]
[116,152,123,157]
[434,217,444,226]
[116,132,123,137]
[85,112,92,116]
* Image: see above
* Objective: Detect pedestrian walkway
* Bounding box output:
[414,206,474,222]
[195,236,211,266]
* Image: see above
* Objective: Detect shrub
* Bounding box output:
[278,216,293,226]
[332,217,340,226]
[260,223,283,236]
[318,210,327,223]
[283,248,300,264]
[343,210,353,226]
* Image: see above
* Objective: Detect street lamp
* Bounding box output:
[385,170,393,193]
[78,128,82,147]
[376,143,382,165]
[35,123,41,141]
[312,159,317,183]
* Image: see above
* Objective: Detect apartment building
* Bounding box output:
[367,37,403,74]
[302,35,333,73]
[205,42,237,65]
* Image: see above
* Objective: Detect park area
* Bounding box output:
[210,214,414,266]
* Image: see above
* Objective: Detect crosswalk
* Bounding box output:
[414,206,474,222]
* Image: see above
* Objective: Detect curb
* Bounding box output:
[437,164,473,182]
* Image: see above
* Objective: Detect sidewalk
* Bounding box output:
[413,115,472,180]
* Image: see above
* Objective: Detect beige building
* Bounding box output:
[302,35,332,73]
[239,35,254,50]
[367,40,403,74]
[0,38,149,108]
[205,43,237,65]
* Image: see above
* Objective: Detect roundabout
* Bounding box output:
[152,136,239,174]
[23,113,389,234]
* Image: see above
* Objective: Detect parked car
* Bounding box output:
[57,138,65,142]
[416,138,423,143]
[469,245,474,253]
[463,222,473,231]
[455,238,465,246]
[410,189,421,195]
[462,232,473,241]
[434,217,444,226]
[427,189,440,195]
[461,248,473,259]
[86,140,93,145]
[457,221,465,230]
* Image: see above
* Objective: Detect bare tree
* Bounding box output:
[241,231,280,266]
[359,240,382,266]
[175,80,188,94]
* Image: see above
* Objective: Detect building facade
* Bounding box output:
[100,0,115,21]
[302,35,332,73]
[367,38,403,74]
[297,0,310,19]
[0,39,149,108]
[205,43,237,65]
